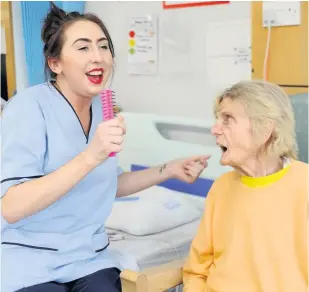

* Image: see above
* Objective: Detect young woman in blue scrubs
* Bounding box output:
[1,3,210,292]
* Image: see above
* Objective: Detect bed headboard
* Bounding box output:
[118,112,232,196]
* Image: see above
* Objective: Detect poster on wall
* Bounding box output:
[205,18,252,98]
[128,15,158,75]
[159,12,204,79]
[162,1,229,9]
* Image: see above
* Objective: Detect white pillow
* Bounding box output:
[105,185,203,236]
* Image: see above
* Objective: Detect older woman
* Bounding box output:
[182,80,308,292]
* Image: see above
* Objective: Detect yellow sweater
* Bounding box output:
[183,159,308,292]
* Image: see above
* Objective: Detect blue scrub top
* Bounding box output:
[1,83,129,292]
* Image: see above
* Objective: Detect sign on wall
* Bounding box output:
[162,1,229,9]
[128,15,158,75]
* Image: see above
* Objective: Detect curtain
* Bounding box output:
[21,1,85,86]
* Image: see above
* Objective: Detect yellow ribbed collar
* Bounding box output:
[241,159,290,188]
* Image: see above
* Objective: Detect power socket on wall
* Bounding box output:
[262,1,301,27]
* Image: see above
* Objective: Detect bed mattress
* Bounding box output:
[107,218,201,271]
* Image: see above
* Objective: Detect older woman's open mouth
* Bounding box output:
[217,144,228,153]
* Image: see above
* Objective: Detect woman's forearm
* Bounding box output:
[116,163,171,198]
[1,152,99,224]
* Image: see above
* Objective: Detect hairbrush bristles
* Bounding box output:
[100,89,115,119]
[100,89,117,157]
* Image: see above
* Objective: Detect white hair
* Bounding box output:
[214,80,298,159]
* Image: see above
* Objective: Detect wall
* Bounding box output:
[85,1,251,120]
[1,26,6,54]
[1,1,16,98]
[252,1,308,95]
[12,1,251,120]
[12,1,28,92]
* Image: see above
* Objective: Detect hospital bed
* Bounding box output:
[106,112,231,291]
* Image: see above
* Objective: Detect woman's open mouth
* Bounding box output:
[86,69,104,84]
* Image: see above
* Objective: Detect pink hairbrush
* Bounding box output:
[100,88,117,157]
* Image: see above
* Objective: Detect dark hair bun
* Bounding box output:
[41,2,67,45]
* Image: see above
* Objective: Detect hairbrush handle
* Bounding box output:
[100,89,116,157]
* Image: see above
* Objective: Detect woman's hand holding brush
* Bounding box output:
[84,115,126,166]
